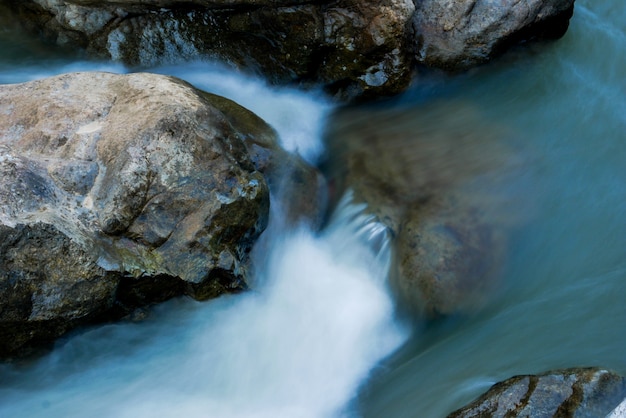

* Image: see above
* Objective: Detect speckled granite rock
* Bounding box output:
[448,368,626,418]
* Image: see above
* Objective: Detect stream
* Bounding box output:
[1,0,625,416]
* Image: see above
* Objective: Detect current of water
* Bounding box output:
[0,0,625,416]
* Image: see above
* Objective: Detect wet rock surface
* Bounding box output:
[0,71,321,357]
[203,93,328,228]
[0,0,577,100]
[0,222,122,357]
[1,0,415,100]
[447,368,626,418]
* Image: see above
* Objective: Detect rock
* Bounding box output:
[0,0,578,100]
[324,101,529,315]
[394,193,507,316]
[318,0,415,99]
[413,0,576,70]
[0,71,321,357]
[447,368,626,418]
[202,93,328,228]
[0,223,123,357]
[1,0,415,100]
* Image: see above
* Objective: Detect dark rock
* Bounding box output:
[448,368,626,418]
[0,0,578,100]
[0,222,121,356]
[202,93,328,227]
[1,0,415,100]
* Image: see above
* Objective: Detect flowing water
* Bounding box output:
[356,1,626,416]
[0,0,625,416]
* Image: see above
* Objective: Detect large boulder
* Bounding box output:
[0,0,577,100]
[0,71,322,357]
[2,0,415,100]
[413,0,576,70]
[324,101,528,316]
[448,368,626,417]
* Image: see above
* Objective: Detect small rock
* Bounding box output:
[448,368,626,418]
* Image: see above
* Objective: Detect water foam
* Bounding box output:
[0,63,406,417]
[155,62,332,165]
[0,195,407,418]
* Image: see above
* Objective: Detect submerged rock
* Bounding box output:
[1,0,577,100]
[413,0,576,70]
[324,101,529,316]
[395,193,507,315]
[0,71,321,357]
[448,367,626,417]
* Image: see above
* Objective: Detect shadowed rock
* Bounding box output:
[1,0,415,100]
[0,0,576,100]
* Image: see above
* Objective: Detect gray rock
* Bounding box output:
[448,368,626,418]
[606,398,626,418]
[0,71,322,357]
[413,0,576,70]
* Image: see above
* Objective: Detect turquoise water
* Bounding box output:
[0,0,625,416]
[357,1,626,416]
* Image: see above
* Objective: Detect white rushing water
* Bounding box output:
[0,63,408,417]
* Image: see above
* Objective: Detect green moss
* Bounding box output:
[107,238,168,278]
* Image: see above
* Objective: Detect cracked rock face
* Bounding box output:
[0,72,277,357]
[447,368,626,418]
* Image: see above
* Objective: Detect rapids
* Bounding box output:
[1,0,625,416]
